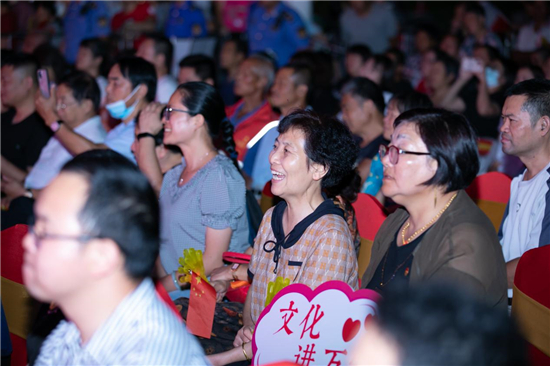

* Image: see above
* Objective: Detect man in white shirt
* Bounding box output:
[1,72,107,229]
[136,33,178,103]
[35,57,157,164]
[23,150,208,365]
[27,72,107,192]
[498,79,550,299]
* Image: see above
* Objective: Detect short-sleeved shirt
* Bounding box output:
[248,207,358,323]
[104,119,136,164]
[1,110,52,171]
[159,154,249,274]
[499,162,550,297]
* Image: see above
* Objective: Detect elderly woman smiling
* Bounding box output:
[208,109,359,365]
[362,108,507,308]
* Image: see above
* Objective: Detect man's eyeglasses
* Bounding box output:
[56,101,77,110]
[162,107,192,120]
[28,224,99,248]
[379,145,431,165]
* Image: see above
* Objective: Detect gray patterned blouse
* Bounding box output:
[159,154,249,274]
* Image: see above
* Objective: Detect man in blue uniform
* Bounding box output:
[63,1,110,65]
[247,1,309,66]
[165,1,207,38]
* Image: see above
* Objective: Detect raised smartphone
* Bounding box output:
[37,69,50,98]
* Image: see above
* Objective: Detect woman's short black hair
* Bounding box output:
[394,108,479,193]
[278,109,359,189]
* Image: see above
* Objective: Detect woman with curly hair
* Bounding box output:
[135,82,249,298]
[207,109,360,365]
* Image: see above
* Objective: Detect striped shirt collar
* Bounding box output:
[37,278,156,365]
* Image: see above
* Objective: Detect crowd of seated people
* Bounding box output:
[2,1,550,365]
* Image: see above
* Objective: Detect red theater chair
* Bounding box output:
[352,193,388,279]
[512,245,550,365]
[1,225,31,366]
[466,172,511,232]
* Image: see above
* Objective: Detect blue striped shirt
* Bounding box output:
[35,278,208,366]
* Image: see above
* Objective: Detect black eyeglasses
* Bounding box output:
[28,224,98,248]
[162,107,192,120]
[379,145,431,165]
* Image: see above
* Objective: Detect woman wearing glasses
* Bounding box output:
[136,82,249,297]
[362,108,507,308]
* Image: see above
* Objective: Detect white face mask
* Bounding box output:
[105,86,141,120]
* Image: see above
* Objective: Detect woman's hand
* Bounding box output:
[233,325,254,347]
[138,102,165,135]
[211,280,231,302]
[210,265,234,282]
[207,344,250,366]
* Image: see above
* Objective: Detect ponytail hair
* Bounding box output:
[220,117,240,171]
[176,82,241,172]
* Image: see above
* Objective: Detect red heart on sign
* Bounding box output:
[342,318,361,342]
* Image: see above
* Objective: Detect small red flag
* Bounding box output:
[186,272,216,338]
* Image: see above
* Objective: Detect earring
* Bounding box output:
[434,191,437,208]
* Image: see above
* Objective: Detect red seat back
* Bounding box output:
[515,246,550,309]
[513,246,550,364]
[1,224,30,366]
[466,172,512,231]
[352,193,387,241]
[466,171,512,203]
[352,194,388,278]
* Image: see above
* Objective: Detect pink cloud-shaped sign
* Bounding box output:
[252,281,380,366]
